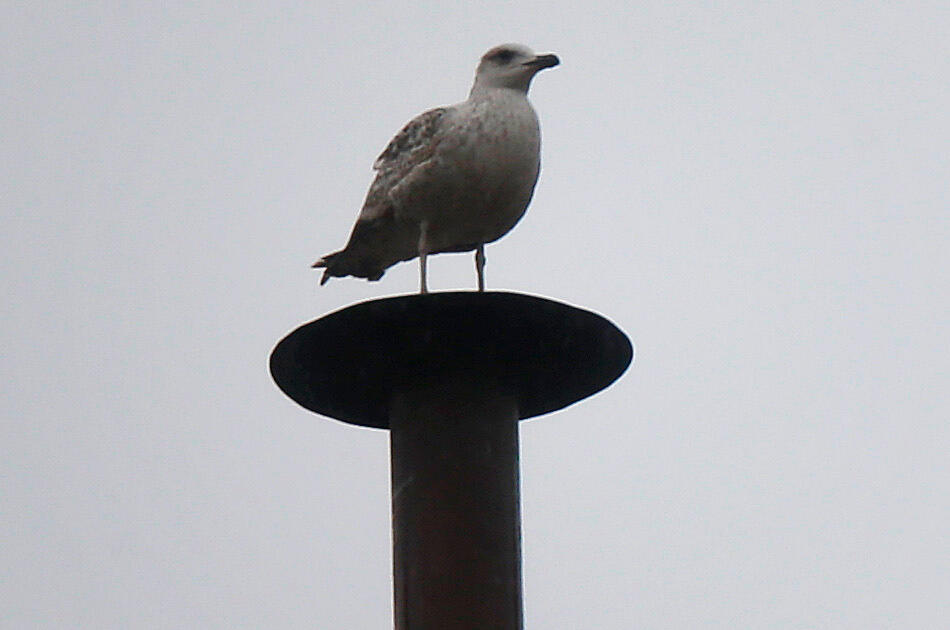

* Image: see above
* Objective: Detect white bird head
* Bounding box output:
[471,44,560,95]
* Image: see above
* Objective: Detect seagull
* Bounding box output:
[313,43,559,293]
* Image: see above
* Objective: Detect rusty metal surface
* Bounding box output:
[390,383,522,629]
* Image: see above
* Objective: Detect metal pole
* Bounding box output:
[269,292,633,628]
[390,378,522,630]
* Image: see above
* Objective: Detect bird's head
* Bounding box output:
[471,44,560,94]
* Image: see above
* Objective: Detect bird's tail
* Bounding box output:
[311,249,385,285]
[311,253,337,286]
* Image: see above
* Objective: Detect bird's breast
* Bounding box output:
[452,97,541,178]
[390,92,543,248]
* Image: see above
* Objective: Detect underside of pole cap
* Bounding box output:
[270,292,632,429]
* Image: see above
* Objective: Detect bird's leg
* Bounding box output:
[420,253,428,294]
[418,222,430,294]
[475,244,486,292]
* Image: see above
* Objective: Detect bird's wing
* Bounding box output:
[355,107,449,222]
[373,106,449,172]
[313,106,451,280]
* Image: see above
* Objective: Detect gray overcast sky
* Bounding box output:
[3,2,948,628]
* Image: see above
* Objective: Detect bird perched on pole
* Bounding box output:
[313,43,559,293]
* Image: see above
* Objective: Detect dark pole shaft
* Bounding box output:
[389,379,523,630]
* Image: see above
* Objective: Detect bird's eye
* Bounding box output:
[492,49,515,64]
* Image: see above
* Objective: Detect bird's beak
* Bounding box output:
[523,54,560,70]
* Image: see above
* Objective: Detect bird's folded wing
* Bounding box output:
[373,106,449,172]
[353,106,450,224]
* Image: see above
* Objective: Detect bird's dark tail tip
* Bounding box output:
[311,250,385,285]
[312,254,335,286]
